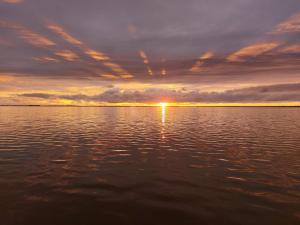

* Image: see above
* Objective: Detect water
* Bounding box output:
[0,106,300,225]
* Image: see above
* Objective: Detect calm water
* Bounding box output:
[0,107,300,225]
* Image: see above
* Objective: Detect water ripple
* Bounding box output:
[0,107,300,225]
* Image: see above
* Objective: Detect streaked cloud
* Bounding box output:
[102,62,133,78]
[85,49,109,61]
[1,0,23,4]
[47,23,82,45]
[227,42,280,62]
[279,44,300,54]
[139,50,153,76]
[190,51,214,73]
[200,52,214,60]
[45,22,133,78]
[272,12,300,34]
[33,56,59,63]
[55,50,78,61]
[139,50,149,64]
[0,20,55,47]
[18,28,54,47]
[86,50,133,77]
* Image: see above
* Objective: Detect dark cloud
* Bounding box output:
[21,93,52,99]
[19,83,300,103]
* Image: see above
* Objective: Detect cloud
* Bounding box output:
[85,49,134,78]
[47,23,82,45]
[19,83,300,103]
[1,0,23,4]
[227,42,280,62]
[1,0,300,87]
[272,12,300,34]
[102,62,134,78]
[190,51,214,73]
[21,93,52,99]
[46,22,133,78]
[279,44,300,54]
[55,50,78,61]
[33,56,59,63]
[0,20,55,47]
[85,49,109,61]
[139,50,153,76]
[100,74,118,79]
[161,69,166,76]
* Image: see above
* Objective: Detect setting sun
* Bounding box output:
[159,102,168,107]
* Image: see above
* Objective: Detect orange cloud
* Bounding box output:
[227,42,280,62]
[84,47,133,78]
[102,61,133,78]
[85,49,110,61]
[139,50,149,64]
[200,52,214,60]
[190,51,214,73]
[86,48,134,78]
[101,74,118,79]
[47,24,82,45]
[139,50,153,76]
[33,56,59,63]
[1,0,23,4]
[120,74,134,79]
[272,13,300,34]
[0,20,55,47]
[147,67,153,76]
[46,22,134,78]
[279,44,300,54]
[55,50,78,61]
[190,62,204,73]
[161,69,166,76]
[18,28,55,47]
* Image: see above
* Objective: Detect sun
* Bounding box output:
[159,102,168,107]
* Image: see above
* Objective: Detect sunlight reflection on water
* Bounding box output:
[0,106,300,225]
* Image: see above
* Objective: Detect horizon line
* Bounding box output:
[1,102,300,107]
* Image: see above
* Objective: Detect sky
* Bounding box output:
[0,0,300,105]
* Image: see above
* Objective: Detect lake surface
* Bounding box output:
[0,106,300,225]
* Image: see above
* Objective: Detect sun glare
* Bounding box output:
[160,102,167,107]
